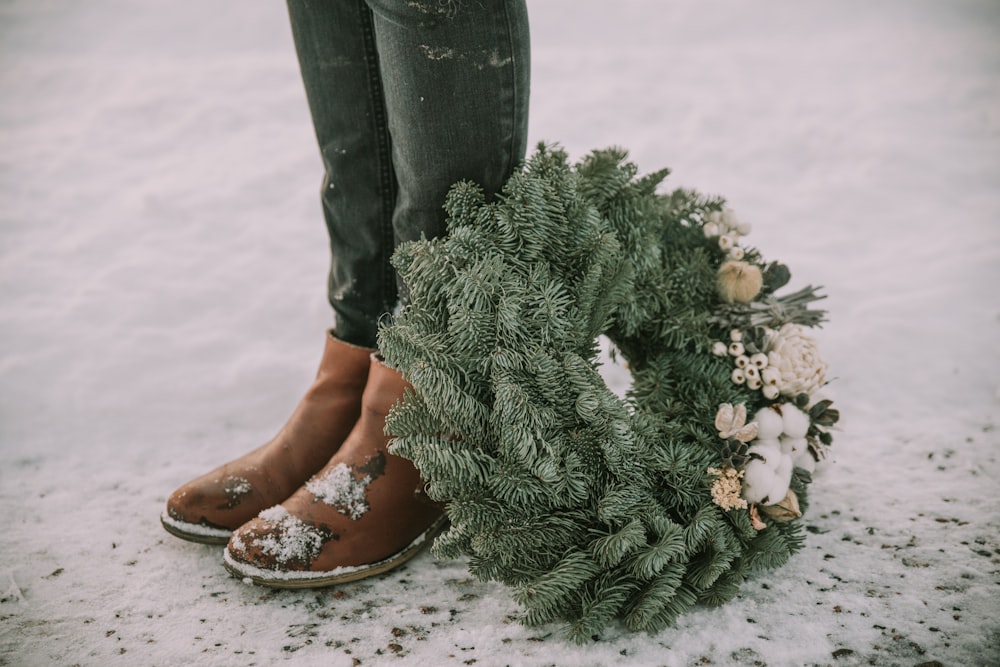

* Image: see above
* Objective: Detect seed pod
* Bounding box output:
[717,260,764,304]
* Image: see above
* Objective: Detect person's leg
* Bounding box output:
[371,0,530,302]
[224,0,531,584]
[290,0,400,348]
[161,0,391,542]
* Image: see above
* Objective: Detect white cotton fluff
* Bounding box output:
[742,458,777,504]
[749,440,782,464]
[771,454,794,499]
[781,405,811,438]
[743,442,794,504]
[780,435,808,458]
[793,448,817,474]
[753,407,785,441]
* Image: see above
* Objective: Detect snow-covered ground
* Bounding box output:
[2,1,998,665]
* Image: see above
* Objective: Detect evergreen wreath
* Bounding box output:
[378,145,839,641]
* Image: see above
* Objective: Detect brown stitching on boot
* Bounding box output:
[305,452,386,520]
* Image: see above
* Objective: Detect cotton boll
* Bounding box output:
[776,453,794,480]
[742,459,778,504]
[793,448,817,474]
[748,440,782,468]
[781,405,811,438]
[752,407,784,440]
[765,478,791,507]
[767,455,794,503]
[780,435,808,458]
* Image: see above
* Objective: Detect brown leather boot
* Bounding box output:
[161,331,372,544]
[222,354,445,587]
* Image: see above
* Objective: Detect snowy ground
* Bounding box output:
[2,1,999,665]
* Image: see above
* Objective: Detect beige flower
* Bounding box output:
[717,260,763,304]
[715,403,759,442]
[708,467,748,511]
[766,323,828,397]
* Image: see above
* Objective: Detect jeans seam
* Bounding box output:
[500,0,520,180]
[360,4,398,317]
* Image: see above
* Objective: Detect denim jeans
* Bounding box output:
[286,0,531,348]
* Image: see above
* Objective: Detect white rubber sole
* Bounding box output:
[160,511,232,545]
[222,516,447,588]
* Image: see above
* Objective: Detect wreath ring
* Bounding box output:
[379,145,838,641]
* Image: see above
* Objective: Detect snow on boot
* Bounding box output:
[161,331,372,544]
[222,354,445,587]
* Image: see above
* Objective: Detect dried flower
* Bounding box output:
[729,329,743,342]
[715,403,759,442]
[766,323,828,397]
[728,342,745,357]
[758,489,802,522]
[749,504,767,531]
[744,365,760,381]
[762,384,780,400]
[711,341,729,356]
[728,246,745,261]
[708,467,748,511]
[747,376,762,390]
[750,353,769,369]
[718,235,735,252]
[731,368,746,385]
[718,438,751,469]
[703,221,721,238]
[717,260,764,304]
[735,355,750,369]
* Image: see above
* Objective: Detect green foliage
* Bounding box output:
[379,144,827,641]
